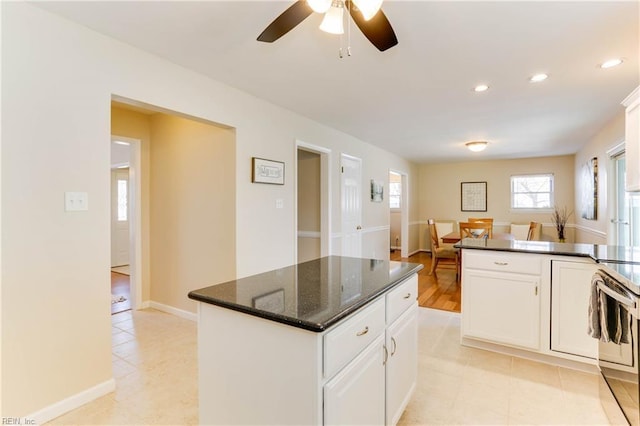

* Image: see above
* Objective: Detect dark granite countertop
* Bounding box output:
[455,238,640,264]
[188,256,423,332]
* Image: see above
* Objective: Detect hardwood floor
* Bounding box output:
[111,271,131,314]
[390,250,461,313]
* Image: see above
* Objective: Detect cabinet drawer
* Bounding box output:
[324,298,385,378]
[386,275,418,324]
[464,250,541,275]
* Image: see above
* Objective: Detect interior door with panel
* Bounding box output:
[341,154,362,258]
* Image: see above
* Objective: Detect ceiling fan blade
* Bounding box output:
[257,1,314,43]
[345,1,398,51]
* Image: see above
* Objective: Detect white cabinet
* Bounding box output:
[385,305,418,425]
[550,260,598,359]
[324,335,386,426]
[462,251,541,350]
[197,273,418,426]
[623,86,640,192]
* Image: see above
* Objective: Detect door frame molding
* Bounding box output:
[111,135,142,310]
[340,153,363,258]
[295,140,332,262]
[389,168,409,258]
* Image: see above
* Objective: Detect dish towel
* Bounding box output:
[588,271,631,344]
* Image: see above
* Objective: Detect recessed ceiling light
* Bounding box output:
[529,73,548,83]
[474,84,489,92]
[466,141,488,152]
[600,58,623,69]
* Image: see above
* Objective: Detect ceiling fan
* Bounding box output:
[257,0,398,52]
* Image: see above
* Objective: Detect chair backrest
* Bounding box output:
[427,219,440,250]
[527,221,541,241]
[460,221,492,239]
[510,223,530,240]
[435,221,454,240]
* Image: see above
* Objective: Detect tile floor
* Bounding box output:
[48,307,619,425]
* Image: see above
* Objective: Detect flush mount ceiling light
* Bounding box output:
[466,141,488,152]
[474,84,489,92]
[600,58,624,69]
[529,73,549,83]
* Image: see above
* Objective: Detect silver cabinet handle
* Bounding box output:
[383,345,388,365]
[403,293,411,299]
[391,337,397,356]
[494,261,508,266]
[356,326,369,336]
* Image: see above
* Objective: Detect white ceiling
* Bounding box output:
[35,1,639,163]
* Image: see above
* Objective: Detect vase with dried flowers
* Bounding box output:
[551,206,572,242]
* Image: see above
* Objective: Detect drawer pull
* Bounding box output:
[403,293,411,299]
[494,261,508,266]
[356,326,369,337]
[391,337,397,356]
[383,345,388,366]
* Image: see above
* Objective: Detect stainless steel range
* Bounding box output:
[596,263,640,426]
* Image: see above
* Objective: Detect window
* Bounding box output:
[389,172,401,209]
[117,179,128,221]
[511,174,553,209]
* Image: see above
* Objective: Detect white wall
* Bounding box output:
[574,111,625,244]
[0,2,418,418]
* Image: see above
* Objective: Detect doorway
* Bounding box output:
[110,135,142,314]
[296,141,331,262]
[611,151,640,247]
[389,169,409,258]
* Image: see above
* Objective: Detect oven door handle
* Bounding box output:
[597,281,637,309]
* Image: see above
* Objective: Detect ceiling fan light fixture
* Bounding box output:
[466,141,488,152]
[307,0,332,14]
[319,1,345,34]
[352,0,383,21]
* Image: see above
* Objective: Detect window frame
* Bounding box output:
[510,173,555,212]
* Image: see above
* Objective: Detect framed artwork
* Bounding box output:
[461,181,487,212]
[581,157,598,220]
[371,179,383,202]
[252,157,285,185]
[252,289,285,313]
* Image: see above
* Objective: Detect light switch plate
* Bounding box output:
[276,198,284,209]
[65,192,89,211]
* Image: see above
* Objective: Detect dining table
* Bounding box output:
[441,232,515,244]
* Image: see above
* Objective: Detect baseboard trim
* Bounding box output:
[140,300,151,309]
[29,378,116,425]
[148,301,197,322]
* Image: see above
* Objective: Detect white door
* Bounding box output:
[386,305,418,425]
[341,154,362,258]
[111,168,130,267]
[323,335,385,426]
[550,260,598,359]
[462,269,540,350]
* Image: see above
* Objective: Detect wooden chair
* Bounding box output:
[527,221,542,241]
[427,219,459,277]
[468,217,494,238]
[510,223,531,240]
[459,221,492,239]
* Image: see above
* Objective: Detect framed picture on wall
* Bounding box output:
[581,157,598,220]
[252,157,285,185]
[371,179,383,202]
[461,181,487,212]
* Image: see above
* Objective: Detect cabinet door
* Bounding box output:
[386,304,417,426]
[462,269,540,350]
[324,335,385,426]
[551,260,598,359]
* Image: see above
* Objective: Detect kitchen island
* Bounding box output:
[455,238,638,368]
[188,256,423,425]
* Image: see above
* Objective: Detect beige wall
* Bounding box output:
[297,149,320,262]
[149,113,236,313]
[418,155,576,249]
[1,3,419,417]
[574,111,626,244]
